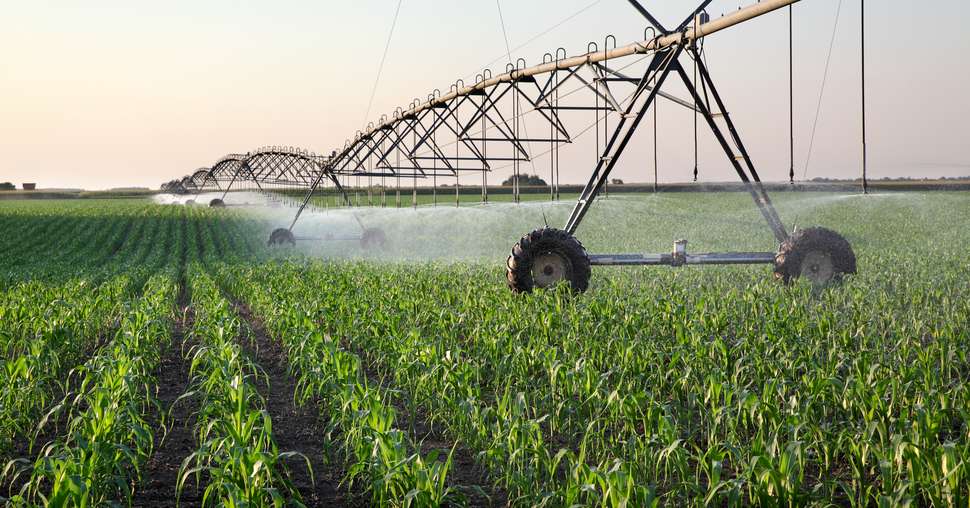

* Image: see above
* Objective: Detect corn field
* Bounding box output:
[0,193,967,507]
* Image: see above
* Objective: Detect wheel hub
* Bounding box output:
[800,250,835,284]
[533,252,570,288]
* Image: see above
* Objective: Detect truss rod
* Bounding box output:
[357,0,798,144]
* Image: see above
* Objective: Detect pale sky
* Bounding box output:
[1,0,968,190]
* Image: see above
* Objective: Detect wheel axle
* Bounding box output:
[507,227,856,293]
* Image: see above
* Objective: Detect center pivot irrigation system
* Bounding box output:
[162,149,388,248]
[164,0,858,293]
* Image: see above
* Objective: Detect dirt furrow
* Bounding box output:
[234,301,503,506]
[231,303,350,507]
[349,344,506,508]
[132,284,202,507]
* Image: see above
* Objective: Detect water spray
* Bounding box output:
[162,0,859,293]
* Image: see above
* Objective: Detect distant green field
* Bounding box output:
[0,192,968,506]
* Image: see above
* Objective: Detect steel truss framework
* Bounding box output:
[219,2,780,234]
[164,0,820,273]
[170,149,335,201]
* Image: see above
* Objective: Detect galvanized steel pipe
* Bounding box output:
[356,0,800,145]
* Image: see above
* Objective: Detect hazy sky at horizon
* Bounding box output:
[1,0,968,190]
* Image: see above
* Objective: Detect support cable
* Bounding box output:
[362,0,403,129]
[689,32,706,183]
[861,0,868,194]
[549,75,555,201]
[789,4,795,184]
[693,50,698,182]
[496,0,539,190]
[653,73,658,192]
[802,0,844,180]
[604,39,612,198]
[593,67,596,198]
[495,0,514,66]
[465,0,602,82]
[497,0,517,202]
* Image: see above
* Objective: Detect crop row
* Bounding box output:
[3,212,133,284]
[216,266,463,506]
[220,262,626,506]
[4,273,177,505]
[0,274,135,454]
[221,259,970,506]
[0,201,269,286]
[177,269,300,506]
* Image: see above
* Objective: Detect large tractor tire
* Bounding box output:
[774,227,856,285]
[360,228,387,250]
[267,228,296,247]
[209,198,225,208]
[507,227,591,293]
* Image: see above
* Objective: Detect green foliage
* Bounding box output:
[218,265,463,507]
[212,191,970,506]
[177,268,304,507]
[0,192,968,506]
[0,276,133,453]
[501,174,548,187]
[5,273,177,505]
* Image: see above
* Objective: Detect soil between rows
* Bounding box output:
[236,300,504,507]
[132,286,202,507]
[341,340,506,507]
[231,302,353,507]
[4,278,501,506]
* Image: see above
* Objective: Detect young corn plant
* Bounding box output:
[218,234,970,507]
[224,262,645,506]
[0,275,135,454]
[1,191,968,506]
[4,273,176,506]
[177,269,304,507]
[216,264,464,507]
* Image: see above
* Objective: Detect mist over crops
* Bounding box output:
[163,190,947,269]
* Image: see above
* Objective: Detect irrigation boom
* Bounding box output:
[164,0,859,292]
[364,0,799,138]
